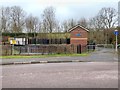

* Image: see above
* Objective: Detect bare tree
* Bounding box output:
[62,19,77,32]
[25,14,39,37]
[98,7,117,29]
[61,20,69,32]
[78,18,88,28]
[37,22,42,33]
[0,7,11,33]
[89,7,117,30]
[98,7,117,44]
[10,6,26,33]
[89,7,117,44]
[68,19,76,28]
[89,16,104,30]
[42,6,56,33]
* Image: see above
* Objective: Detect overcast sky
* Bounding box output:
[0,0,119,22]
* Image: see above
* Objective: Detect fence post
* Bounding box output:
[93,43,95,51]
[64,47,67,54]
[71,44,74,53]
[80,44,81,54]
[19,46,21,54]
[12,44,14,55]
[27,45,30,55]
[87,45,89,52]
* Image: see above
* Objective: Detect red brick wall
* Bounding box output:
[70,27,87,38]
[71,39,87,45]
[70,27,88,45]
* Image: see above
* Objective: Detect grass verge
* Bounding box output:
[0,53,88,59]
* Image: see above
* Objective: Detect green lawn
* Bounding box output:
[0,53,88,59]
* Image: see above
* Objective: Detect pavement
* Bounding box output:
[0,47,118,65]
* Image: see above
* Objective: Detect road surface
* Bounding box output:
[2,62,118,88]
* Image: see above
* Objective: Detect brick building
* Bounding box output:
[2,24,89,55]
[68,24,89,45]
[68,24,89,53]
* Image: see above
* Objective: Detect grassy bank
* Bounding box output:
[0,53,88,59]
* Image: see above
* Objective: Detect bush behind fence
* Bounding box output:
[2,44,88,56]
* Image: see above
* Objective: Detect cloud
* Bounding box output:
[0,0,118,22]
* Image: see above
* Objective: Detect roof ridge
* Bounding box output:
[68,24,89,32]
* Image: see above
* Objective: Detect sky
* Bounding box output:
[0,0,119,22]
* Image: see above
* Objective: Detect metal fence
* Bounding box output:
[2,44,91,56]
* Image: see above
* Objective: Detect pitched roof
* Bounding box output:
[68,24,89,32]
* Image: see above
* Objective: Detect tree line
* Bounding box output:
[0,6,119,44]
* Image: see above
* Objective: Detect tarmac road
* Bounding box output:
[2,62,118,88]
